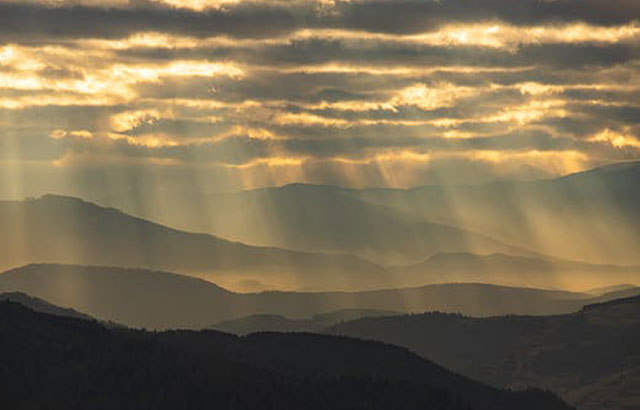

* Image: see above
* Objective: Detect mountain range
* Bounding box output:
[1,263,637,329]
[349,161,640,265]
[0,193,638,292]
[90,183,525,265]
[0,195,390,291]
[88,161,640,267]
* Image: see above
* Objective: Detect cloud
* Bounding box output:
[1,0,639,190]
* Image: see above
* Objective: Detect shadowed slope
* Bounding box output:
[0,292,93,321]
[0,301,572,410]
[328,296,640,410]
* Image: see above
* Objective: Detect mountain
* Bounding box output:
[328,296,640,410]
[88,184,526,265]
[585,284,639,296]
[1,264,629,329]
[85,161,640,268]
[0,300,573,410]
[389,252,640,290]
[0,292,93,321]
[348,161,640,266]
[211,309,401,335]
[0,195,391,291]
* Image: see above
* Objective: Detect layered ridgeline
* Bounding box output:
[1,264,637,329]
[0,195,391,291]
[328,296,640,410]
[0,195,638,292]
[89,184,525,266]
[388,253,640,291]
[350,161,640,266]
[0,301,572,410]
[89,161,640,267]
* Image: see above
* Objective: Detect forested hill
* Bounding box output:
[0,301,571,410]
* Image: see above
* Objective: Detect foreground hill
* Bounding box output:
[0,195,390,291]
[328,296,640,410]
[0,301,572,410]
[0,292,92,321]
[1,264,632,329]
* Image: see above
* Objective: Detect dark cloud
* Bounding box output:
[1,0,639,190]
[334,0,640,33]
[1,0,639,43]
[118,40,640,71]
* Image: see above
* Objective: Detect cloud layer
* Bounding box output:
[1,0,639,193]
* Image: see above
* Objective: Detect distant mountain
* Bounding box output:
[389,252,640,290]
[584,284,639,296]
[0,264,627,329]
[86,161,640,267]
[328,296,640,410]
[211,309,400,335]
[0,292,93,321]
[89,184,526,265]
[0,301,573,410]
[0,195,391,291]
[349,161,640,265]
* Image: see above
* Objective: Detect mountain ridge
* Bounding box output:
[1,263,635,329]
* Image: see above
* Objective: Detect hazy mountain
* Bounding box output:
[90,184,524,265]
[0,292,93,321]
[389,252,640,290]
[84,161,640,269]
[0,264,627,329]
[0,300,573,410]
[211,309,401,335]
[584,284,639,296]
[349,161,640,266]
[0,195,392,291]
[328,296,640,410]
[209,286,640,336]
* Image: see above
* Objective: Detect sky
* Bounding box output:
[0,0,639,197]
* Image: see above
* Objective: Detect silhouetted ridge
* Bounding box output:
[580,294,640,311]
[2,263,624,329]
[328,296,640,410]
[0,301,572,410]
[0,291,93,321]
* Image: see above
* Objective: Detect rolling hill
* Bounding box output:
[0,195,391,291]
[389,252,640,290]
[328,296,640,410]
[211,309,401,335]
[0,300,573,410]
[1,264,634,329]
[89,184,523,265]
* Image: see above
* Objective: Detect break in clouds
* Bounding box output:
[1,0,640,194]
